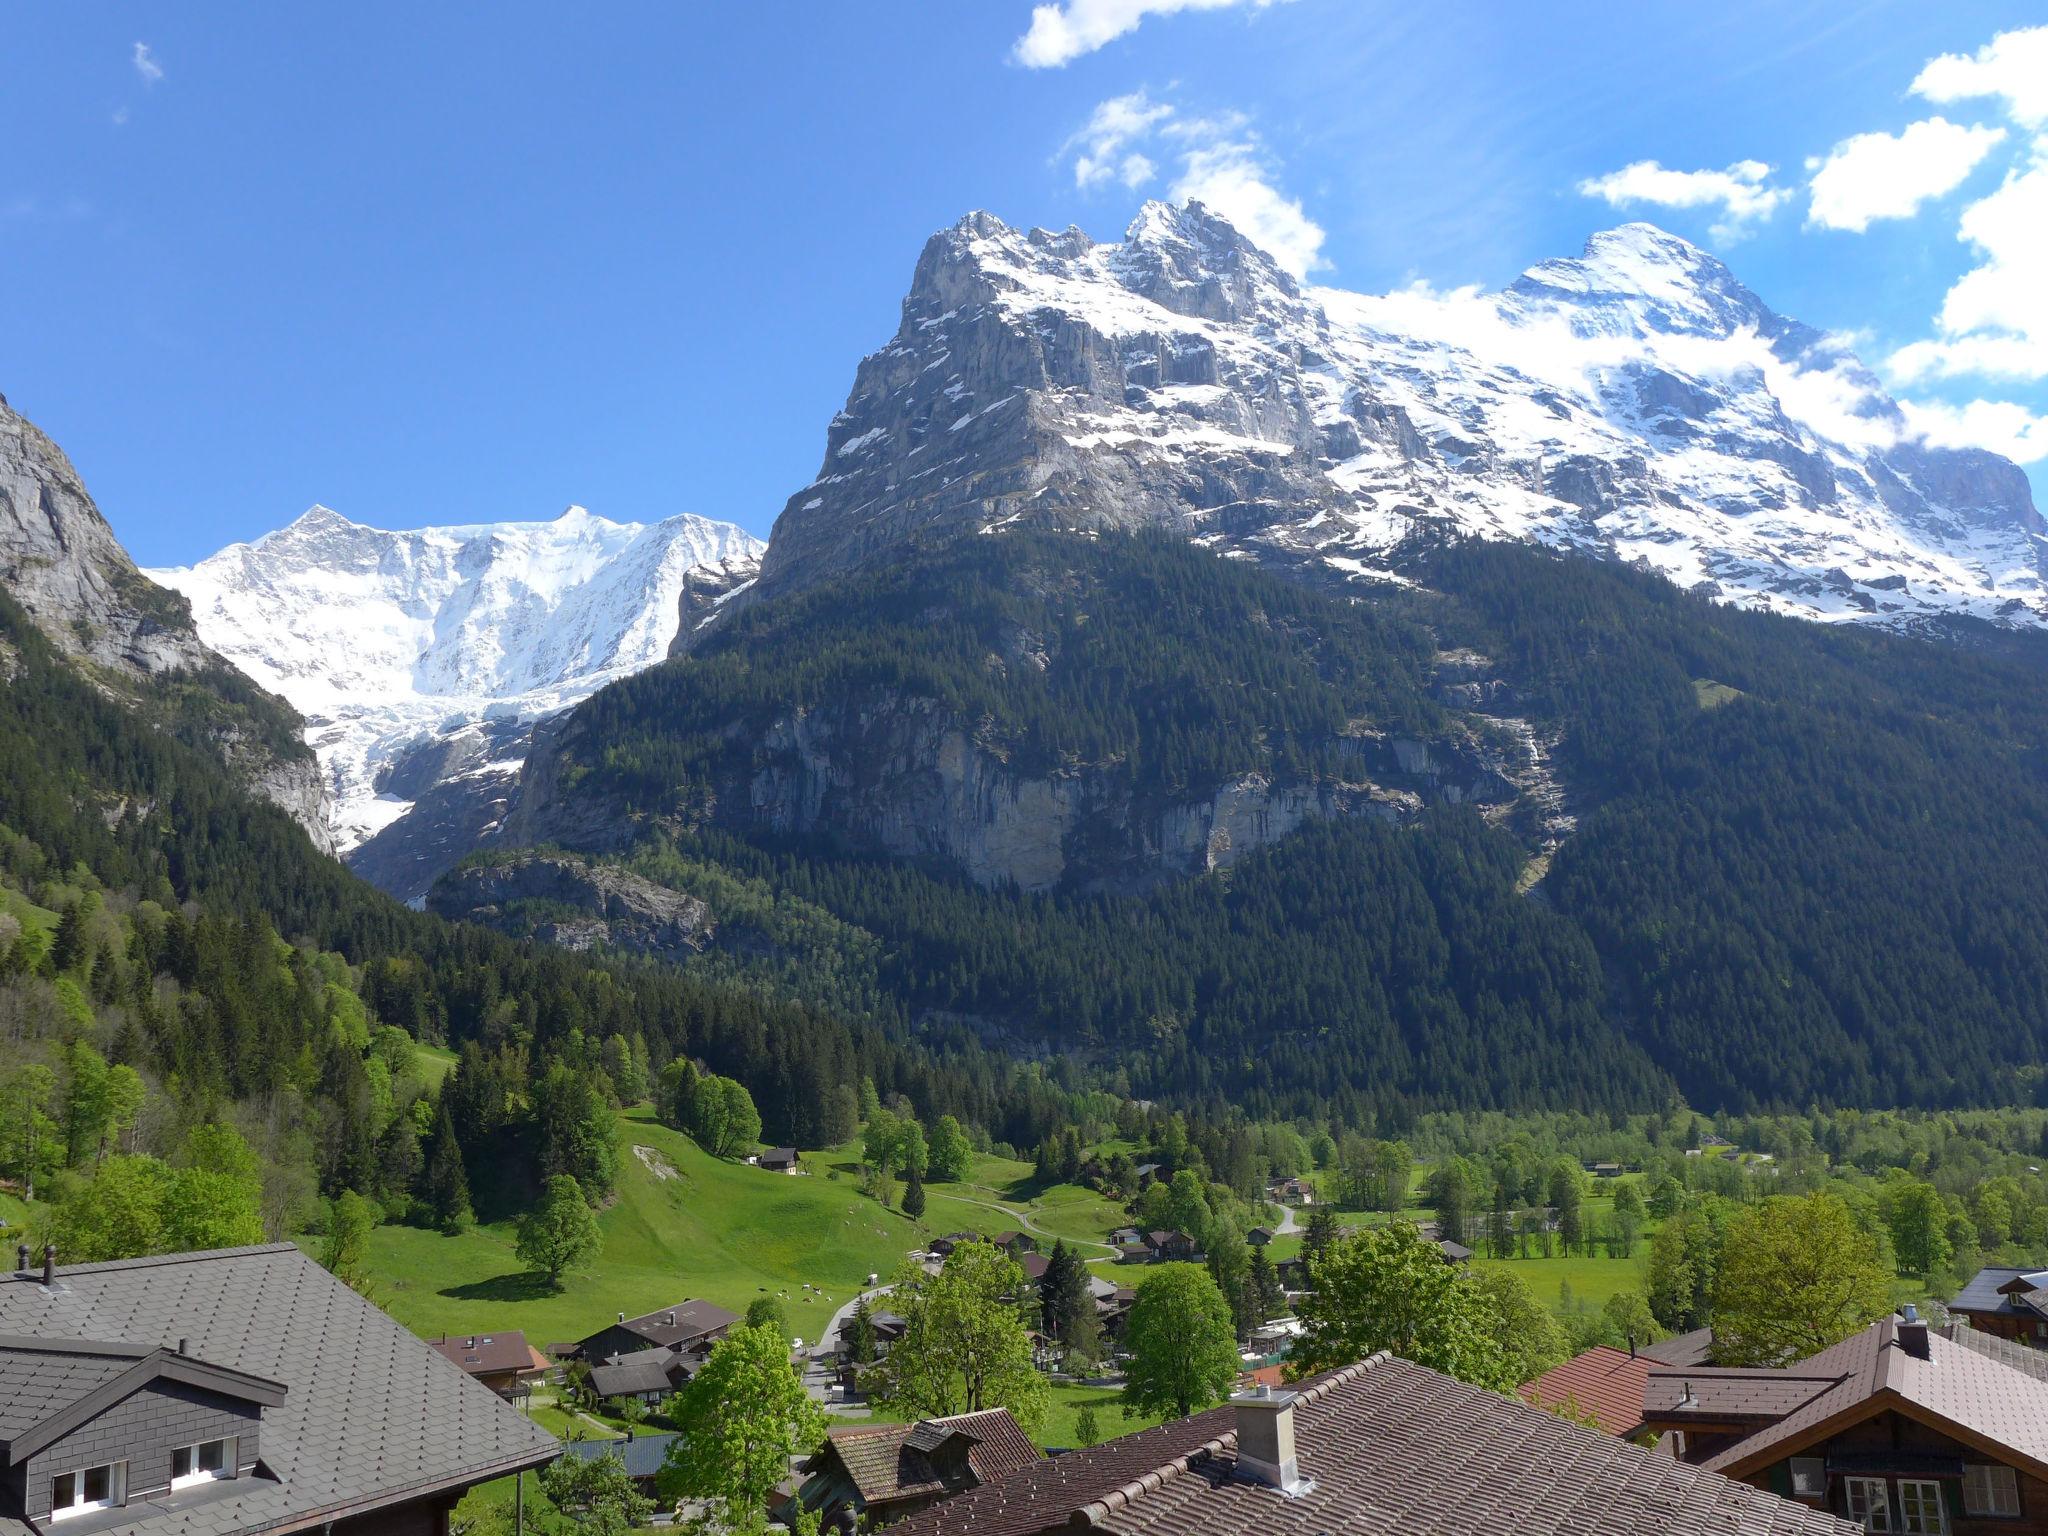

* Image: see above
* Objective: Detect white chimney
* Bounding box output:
[1231,1385,1314,1497]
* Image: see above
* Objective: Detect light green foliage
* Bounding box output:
[689,1074,764,1161]
[320,1190,378,1291]
[516,1174,603,1287]
[660,1321,826,1529]
[1122,1264,1241,1419]
[1878,1174,1953,1279]
[44,1151,264,1263]
[1290,1222,1518,1391]
[537,1447,651,1536]
[1467,1267,1568,1386]
[1713,1193,1892,1366]
[871,1241,1048,1432]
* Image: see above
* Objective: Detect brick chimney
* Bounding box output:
[1899,1304,1930,1360]
[1231,1385,1314,1497]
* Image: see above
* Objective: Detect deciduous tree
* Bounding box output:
[1713,1193,1891,1366]
[1122,1264,1240,1419]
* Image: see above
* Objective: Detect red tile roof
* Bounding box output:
[1519,1345,1652,1437]
[887,1356,1856,1536]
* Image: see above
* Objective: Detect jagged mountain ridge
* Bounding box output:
[739,202,2043,631]
[0,394,332,847]
[151,504,762,899]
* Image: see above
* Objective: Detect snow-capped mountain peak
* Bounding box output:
[748,202,2044,633]
[149,505,763,882]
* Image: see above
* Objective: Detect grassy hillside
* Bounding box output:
[361,1109,921,1345]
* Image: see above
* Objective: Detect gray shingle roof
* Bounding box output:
[562,1433,677,1481]
[887,1357,1858,1536]
[0,1244,557,1535]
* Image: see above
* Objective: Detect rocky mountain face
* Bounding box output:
[0,394,333,848]
[152,505,762,901]
[427,851,713,961]
[737,203,2044,631]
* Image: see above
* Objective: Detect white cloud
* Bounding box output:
[1170,140,1326,277]
[1911,25,2048,130]
[1900,396,2048,464]
[1576,159,1792,243]
[1889,137,2048,383]
[111,107,131,128]
[1057,91,1327,278]
[1013,0,1286,69]
[131,41,163,85]
[1064,90,1174,191]
[1806,117,2007,232]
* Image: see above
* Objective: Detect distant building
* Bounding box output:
[430,1329,549,1399]
[587,1346,699,1407]
[1269,1177,1316,1206]
[559,1430,678,1498]
[1950,1265,2048,1345]
[573,1299,741,1364]
[760,1147,801,1174]
[1246,1227,1276,1247]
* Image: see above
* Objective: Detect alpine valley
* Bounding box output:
[32,202,2048,1125]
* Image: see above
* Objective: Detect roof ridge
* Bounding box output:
[1074,1355,1390,1525]
[0,1242,299,1283]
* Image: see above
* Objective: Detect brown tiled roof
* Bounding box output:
[1644,1366,1843,1422]
[1705,1317,2048,1481]
[1519,1345,1652,1437]
[888,1357,1856,1536]
[810,1408,1040,1509]
[432,1329,543,1378]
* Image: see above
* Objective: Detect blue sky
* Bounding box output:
[4,1,2044,567]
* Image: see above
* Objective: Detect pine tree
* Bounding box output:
[423,1105,472,1233]
[902,1159,926,1219]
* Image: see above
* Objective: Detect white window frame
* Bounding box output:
[50,1459,127,1521]
[1846,1476,1896,1532]
[1963,1463,2022,1518]
[170,1435,238,1490]
[1897,1478,1948,1535]
[1789,1457,1827,1498]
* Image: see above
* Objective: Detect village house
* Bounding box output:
[927,1232,978,1259]
[572,1299,741,1365]
[791,1409,1040,1530]
[586,1346,699,1408]
[1950,1266,2048,1346]
[0,1243,555,1535]
[1642,1309,2048,1532]
[884,1355,1854,1536]
[988,1232,1038,1257]
[759,1147,801,1174]
[429,1329,550,1400]
[1143,1230,1200,1262]
[1269,1177,1316,1205]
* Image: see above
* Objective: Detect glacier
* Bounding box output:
[150,504,762,886]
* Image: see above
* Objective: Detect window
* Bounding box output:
[1790,1458,1828,1498]
[170,1436,237,1489]
[50,1460,126,1521]
[1964,1463,2022,1518]
[1846,1477,1895,1532]
[1898,1479,1948,1534]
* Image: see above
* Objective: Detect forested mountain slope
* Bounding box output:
[0,395,331,846]
[474,529,2048,1117]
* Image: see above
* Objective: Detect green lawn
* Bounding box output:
[1039,1383,1166,1449]
[414,1042,459,1088]
[357,1108,922,1347]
